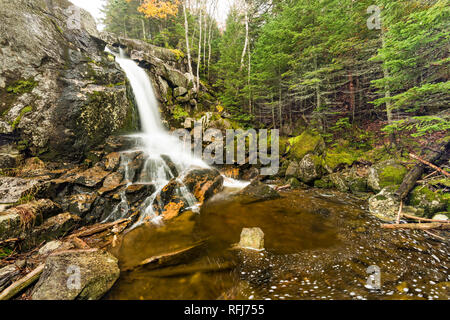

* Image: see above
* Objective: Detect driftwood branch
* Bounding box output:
[395,140,450,200]
[381,223,450,230]
[0,264,44,300]
[409,153,450,177]
[402,213,450,223]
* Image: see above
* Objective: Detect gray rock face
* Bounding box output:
[0,0,137,160]
[239,228,265,250]
[368,186,400,221]
[31,249,120,300]
[0,176,40,204]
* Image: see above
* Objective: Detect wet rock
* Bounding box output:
[31,249,120,300]
[67,193,98,216]
[368,186,400,221]
[161,154,179,178]
[182,168,224,204]
[152,180,187,220]
[22,213,81,250]
[102,152,121,171]
[367,160,407,192]
[238,228,265,250]
[74,166,110,188]
[238,180,281,202]
[101,172,125,190]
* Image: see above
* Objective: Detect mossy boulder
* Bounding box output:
[367,160,407,192]
[296,154,324,184]
[287,131,325,161]
[323,150,358,173]
[407,186,449,217]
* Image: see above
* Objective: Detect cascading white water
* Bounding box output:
[103,48,247,225]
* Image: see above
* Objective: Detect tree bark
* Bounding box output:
[183,2,196,92]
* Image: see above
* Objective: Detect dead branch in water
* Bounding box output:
[381,223,450,230]
[275,184,291,191]
[0,264,44,300]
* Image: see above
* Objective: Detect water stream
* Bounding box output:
[103,49,449,300]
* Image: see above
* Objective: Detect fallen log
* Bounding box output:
[409,153,450,177]
[0,264,44,300]
[395,140,450,200]
[381,223,450,230]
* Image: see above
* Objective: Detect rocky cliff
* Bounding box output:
[0,0,138,163]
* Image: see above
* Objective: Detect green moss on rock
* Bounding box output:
[287,131,325,161]
[408,186,449,216]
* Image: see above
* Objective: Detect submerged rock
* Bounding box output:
[238,228,265,250]
[31,249,120,300]
[239,180,281,202]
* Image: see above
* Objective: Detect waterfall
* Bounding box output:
[101,48,207,225]
[103,48,247,225]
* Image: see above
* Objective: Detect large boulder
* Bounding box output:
[286,131,325,161]
[286,154,324,184]
[31,249,120,300]
[407,185,449,217]
[368,186,400,221]
[0,0,137,161]
[238,180,281,202]
[367,160,407,192]
[182,168,224,204]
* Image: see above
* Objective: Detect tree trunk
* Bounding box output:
[183,2,196,92]
[395,140,450,200]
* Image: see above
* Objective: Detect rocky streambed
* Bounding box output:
[104,187,449,300]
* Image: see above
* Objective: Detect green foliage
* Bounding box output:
[172,105,189,120]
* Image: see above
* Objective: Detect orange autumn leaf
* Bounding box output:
[134,0,180,19]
